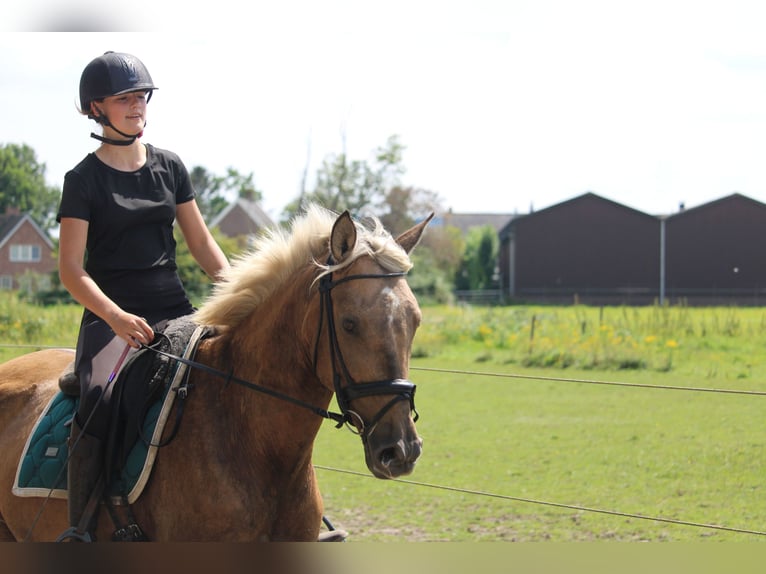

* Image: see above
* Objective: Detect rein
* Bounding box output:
[140,266,418,437]
[140,341,348,426]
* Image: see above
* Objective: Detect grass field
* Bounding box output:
[313,304,766,541]
[0,295,763,541]
[0,295,82,363]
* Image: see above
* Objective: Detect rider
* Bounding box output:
[56,51,229,541]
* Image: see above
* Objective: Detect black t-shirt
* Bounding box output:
[57,144,195,314]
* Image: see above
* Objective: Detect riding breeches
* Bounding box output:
[73,304,191,440]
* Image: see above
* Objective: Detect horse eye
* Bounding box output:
[342,318,356,333]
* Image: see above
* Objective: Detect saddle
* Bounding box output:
[13,316,208,541]
[60,317,204,479]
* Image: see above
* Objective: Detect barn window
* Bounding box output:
[9,244,41,262]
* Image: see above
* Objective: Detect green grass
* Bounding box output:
[410,304,766,382]
[0,294,763,541]
[313,304,766,541]
[313,367,764,541]
[0,293,81,363]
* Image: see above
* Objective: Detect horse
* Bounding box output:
[0,205,431,541]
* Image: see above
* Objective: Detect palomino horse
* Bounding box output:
[0,205,430,541]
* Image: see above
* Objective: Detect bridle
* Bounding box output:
[139,261,418,438]
[313,261,419,439]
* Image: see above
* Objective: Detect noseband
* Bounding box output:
[313,264,419,438]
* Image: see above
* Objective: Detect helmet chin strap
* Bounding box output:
[90,126,144,146]
[90,106,145,146]
[90,132,142,146]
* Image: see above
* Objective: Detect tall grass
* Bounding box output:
[412,303,766,382]
[0,292,81,363]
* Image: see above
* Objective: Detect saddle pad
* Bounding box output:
[12,326,205,504]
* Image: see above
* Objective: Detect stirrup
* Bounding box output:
[317,529,348,542]
[55,527,94,543]
[318,515,347,542]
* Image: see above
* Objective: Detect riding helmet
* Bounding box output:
[79,51,157,116]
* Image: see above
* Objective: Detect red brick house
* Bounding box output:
[0,208,56,290]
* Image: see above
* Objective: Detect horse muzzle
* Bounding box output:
[367,434,423,479]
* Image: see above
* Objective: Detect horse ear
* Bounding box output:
[396,213,434,254]
[330,211,357,263]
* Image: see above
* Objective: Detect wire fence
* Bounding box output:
[324,363,765,538]
[311,363,766,538]
[313,465,766,537]
[412,365,766,396]
[2,343,764,539]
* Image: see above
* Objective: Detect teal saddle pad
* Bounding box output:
[12,321,203,503]
[13,388,168,501]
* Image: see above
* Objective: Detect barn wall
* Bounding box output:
[664,194,766,304]
[501,194,661,304]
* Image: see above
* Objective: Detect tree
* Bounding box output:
[455,225,499,290]
[283,134,408,221]
[180,167,262,301]
[0,143,60,230]
[379,185,443,236]
[173,226,240,305]
[281,134,464,298]
[190,166,262,223]
[407,224,465,304]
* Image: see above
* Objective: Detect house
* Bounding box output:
[664,193,766,304]
[498,193,661,304]
[209,198,276,240]
[497,191,766,305]
[0,208,56,290]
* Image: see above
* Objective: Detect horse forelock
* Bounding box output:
[193,204,413,329]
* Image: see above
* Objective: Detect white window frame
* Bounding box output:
[9,244,41,262]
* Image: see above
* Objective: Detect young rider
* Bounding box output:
[56,51,229,541]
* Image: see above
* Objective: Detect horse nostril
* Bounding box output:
[378,438,422,469]
[379,446,398,468]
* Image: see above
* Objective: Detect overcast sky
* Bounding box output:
[3,1,766,221]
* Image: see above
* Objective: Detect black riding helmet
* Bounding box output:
[79,51,158,145]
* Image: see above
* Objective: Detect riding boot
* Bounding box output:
[61,417,104,541]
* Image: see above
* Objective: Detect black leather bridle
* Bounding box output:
[313,264,419,438]
[138,263,419,437]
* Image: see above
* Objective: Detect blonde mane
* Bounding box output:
[193,204,413,329]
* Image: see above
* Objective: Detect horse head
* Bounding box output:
[312,210,431,479]
[194,205,431,482]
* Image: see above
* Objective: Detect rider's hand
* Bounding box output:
[108,311,154,348]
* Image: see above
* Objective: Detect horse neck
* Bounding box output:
[192,269,330,464]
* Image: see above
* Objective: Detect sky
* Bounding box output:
[3,1,766,222]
